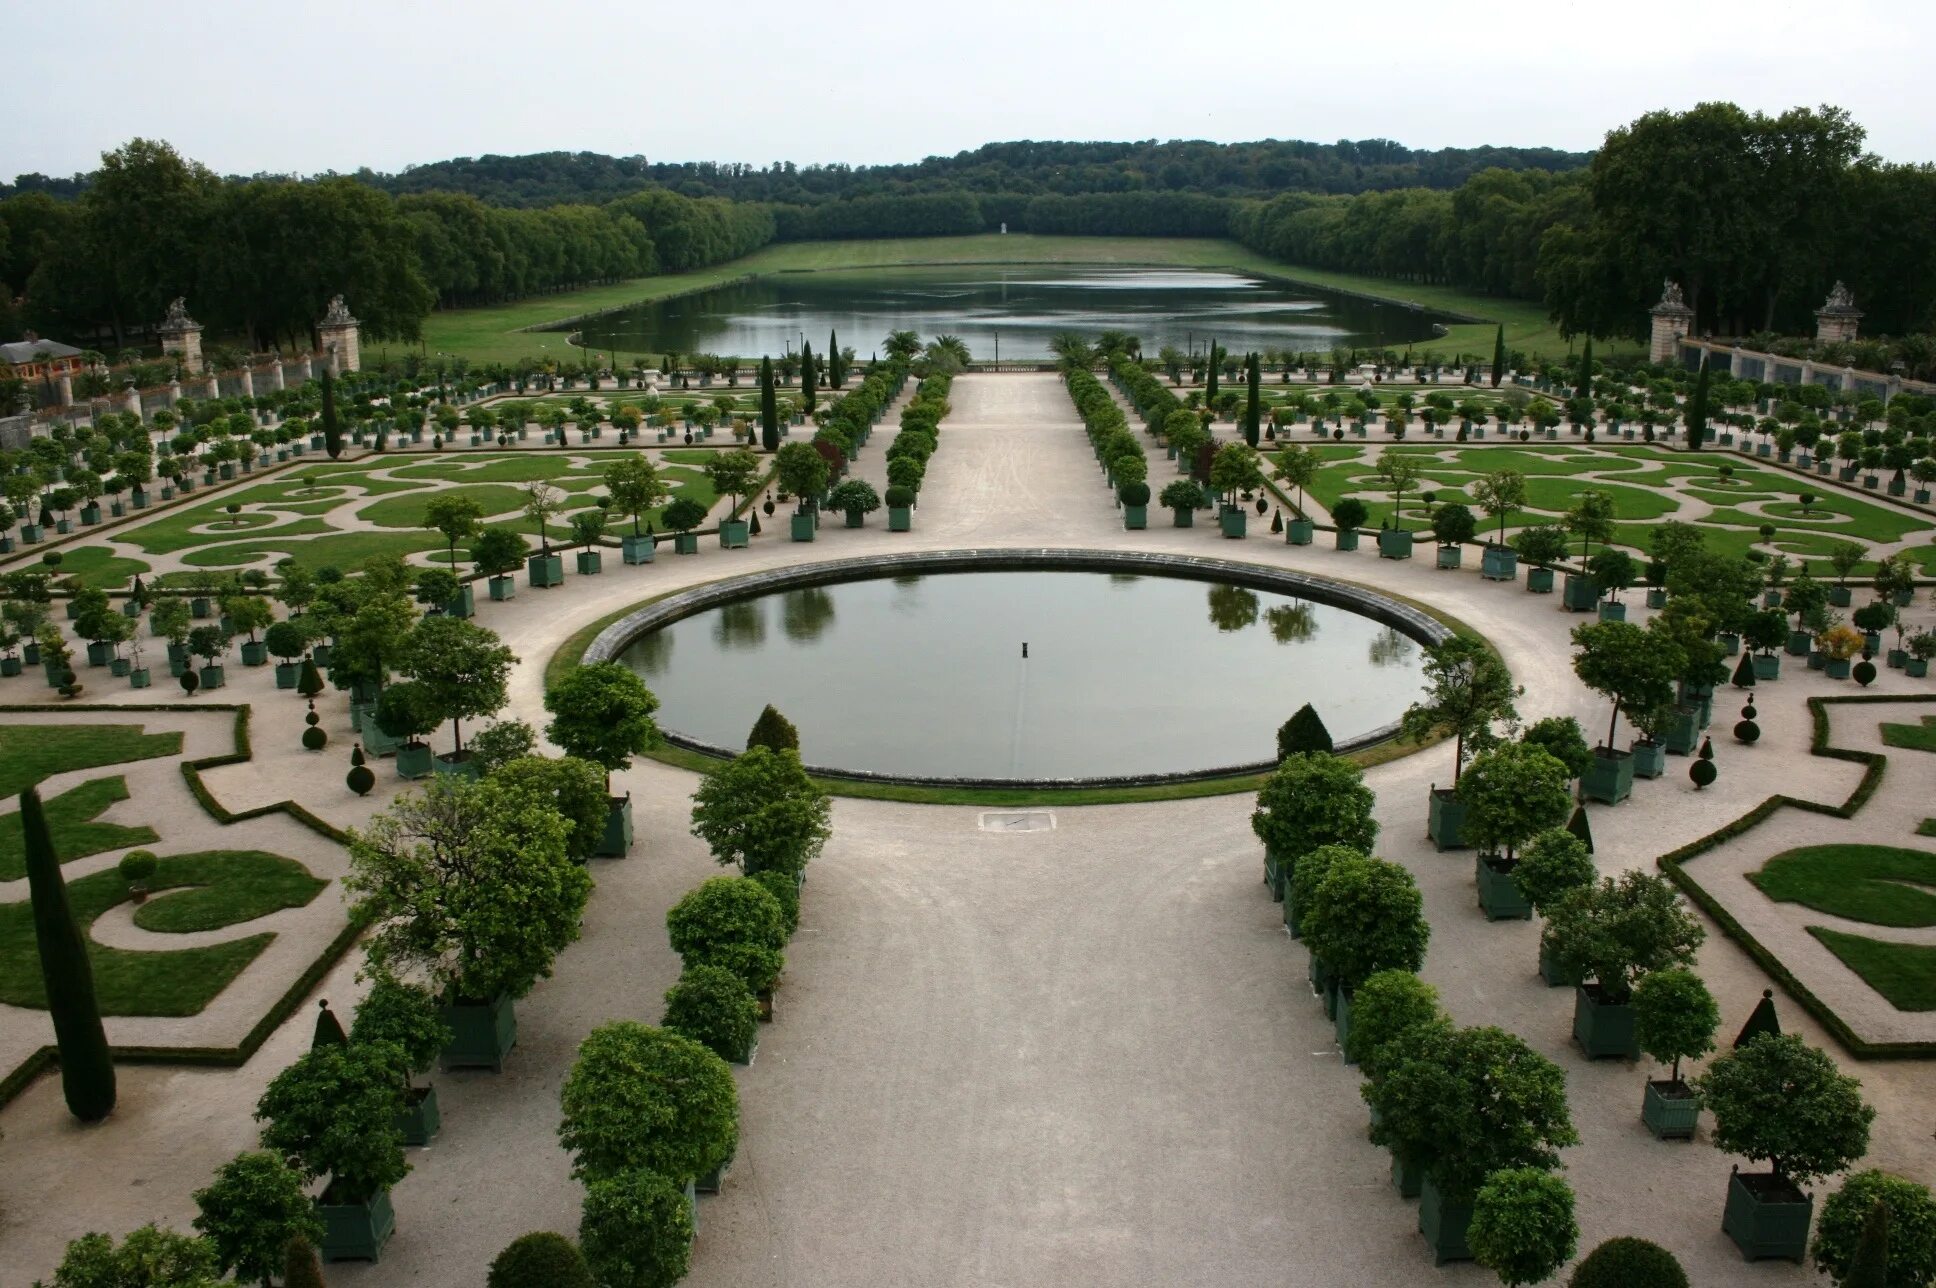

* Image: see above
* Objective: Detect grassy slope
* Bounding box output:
[382,235,1598,368]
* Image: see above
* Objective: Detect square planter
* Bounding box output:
[596,795,634,857]
[1419,1175,1475,1264]
[487,575,516,601]
[439,993,517,1072]
[1219,507,1248,538]
[1910,658,1930,678]
[1826,657,1851,680]
[128,668,150,689]
[0,656,19,677]
[317,1185,396,1263]
[394,1083,441,1146]
[526,553,564,588]
[395,742,434,779]
[446,584,474,619]
[1596,599,1627,622]
[1377,528,1413,559]
[360,715,402,756]
[1435,544,1461,570]
[85,641,114,667]
[697,1152,735,1195]
[1427,788,1468,852]
[1173,508,1196,529]
[1562,573,1599,612]
[674,532,700,554]
[1122,504,1147,530]
[1286,517,1313,545]
[198,664,225,691]
[1582,747,1634,804]
[240,640,268,667]
[1476,855,1532,921]
[888,506,912,531]
[1572,983,1639,1059]
[275,662,299,690]
[1723,1170,1813,1263]
[1786,630,1813,657]
[720,518,750,548]
[575,550,603,576]
[1263,848,1285,901]
[1752,654,1781,680]
[1390,1149,1424,1199]
[1630,738,1668,779]
[622,534,656,564]
[109,657,131,678]
[1479,545,1517,581]
[1642,1078,1701,1140]
[1828,585,1853,608]
[1646,587,1669,609]
[791,512,817,542]
[1334,529,1360,551]
[433,753,480,780]
[1526,566,1555,593]
[1332,985,1354,1052]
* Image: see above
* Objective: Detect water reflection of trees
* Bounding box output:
[782,587,837,641]
[1265,603,1317,645]
[1369,627,1413,667]
[1206,584,1260,633]
[625,629,674,675]
[714,601,766,650]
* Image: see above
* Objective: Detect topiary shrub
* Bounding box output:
[349,974,451,1076]
[1566,1236,1688,1288]
[745,704,800,753]
[117,849,158,894]
[661,964,760,1064]
[1520,716,1592,781]
[1276,703,1333,759]
[1695,1032,1874,1193]
[1513,829,1594,916]
[1469,1167,1578,1287]
[579,1168,693,1288]
[751,868,800,935]
[1811,1169,1936,1288]
[1117,481,1150,507]
[665,877,787,994]
[558,1021,738,1184]
[487,1231,596,1288]
[884,484,915,509]
[1302,855,1429,991]
[346,744,375,796]
[1332,497,1369,531]
[192,1150,323,1286]
[1343,969,1443,1076]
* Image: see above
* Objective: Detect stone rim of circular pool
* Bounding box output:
[584,548,1458,789]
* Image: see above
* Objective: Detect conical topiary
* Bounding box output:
[746,704,800,753]
[346,745,375,797]
[283,1235,327,1288]
[1731,653,1756,688]
[1276,703,1334,759]
[311,999,347,1048]
[297,658,325,699]
[1734,987,1781,1048]
[1270,509,1284,534]
[1690,736,1717,789]
[1735,701,1760,745]
[1566,803,1594,854]
[1843,1199,1890,1288]
[22,786,116,1120]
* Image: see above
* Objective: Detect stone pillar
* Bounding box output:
[238,369,254,399]
[119,386,142,418]
[155,297,205,373]
[1814,281,1861,345]
[205,375,221,401]
[316,295,361,373]
[1729,345,1745,378]
[266,363,285,393]
[55,372,73,406]
[168,380,183,406]
[1648,280,1695,364]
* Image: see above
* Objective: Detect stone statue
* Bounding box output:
[161,297,196,329]
[1657,279,1687,310]
[1820,280,1857,313]
[321,294,355,325]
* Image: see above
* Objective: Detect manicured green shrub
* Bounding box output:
[557,1021,738,1184]
[255,1042,409,1202]
[543,663,662,785]
[1696,1033,1874,1189]
[1458,743,1573,862]
[192,1150,323,1287]
[487,1231,596,1288]
[283,1236,326,1288]
[1632,968,1718,1084]
[1331,497,1369,531]
[579,1169,693,1288]
[884,484,916,509]
[752,868,801,935]
[46,1224,221,1287]
[1566,1236,1687,1287]
[1275,703,1333,758]
[1811,1170,1936,1288]
[22,785,115,1121]
[1251,752,1378,866]
[661,964,760,1063]
[118,849,158,888]
[666,876,788,993]
[349,974,451,1075]
[1343,969,1444,1076]
[1285,843,1363,938]
[1541,871,1705,1004]
[1520,716,1592,780]
[1469,1167,1578,1287]
[1302,855,1429,990]
[746,704,800,753]
[689,746,831,879]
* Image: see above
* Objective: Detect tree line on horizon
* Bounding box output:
[3,106,1933,356]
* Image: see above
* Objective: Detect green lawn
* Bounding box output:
[45,546,154,591]
[0,776,157,880]
[0,724,182,799]
[1881,716,1936,752]
[0,849,324,1015]
[374,235,1608,367]
[1810,927,1936,1011]
[173,529,447,576]
[1749,844,1936,928]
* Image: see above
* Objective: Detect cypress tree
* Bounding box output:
[1205,341,1219,404]
[1490,325,1506,388]
[1843,1200,1890,1288]
[1276,704,1333,759]
[746,704,800,753]
[759,357,780,453]
[1686,354,1712,450]
[800,341,817,415]
[284,1236,327,1288]
[320,366,342,460]
[828,329,844,389]
[22,786,115,1121]
[1243,352,1261,447]
[1566,802,1594,853]
[1576,335,1593,398]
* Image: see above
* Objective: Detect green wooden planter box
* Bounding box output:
[1476,855,1532,920]
[0,656,19,677]
[1786,630,1812,656]
[888,505,912,531]
[1479,545,1517,581]
[697,1151,734,1195]
[1334,528,1360,551]
[622,534,656,564]
[1283,885,1299,936]
[487,575,516,602]
[317,1185,395,1263]
[128,668,150,689]
[433,754,480,781]
[1526,566,1555,593]
[1828,585,1853,607]
[1435,544,1461,569]
[395,742,434,779]
[198,664,225,690]
[1427,788,1467,852]
[1391,1151,1424,1199]
[1910,658,1930,678]
[1647,587,1669,608]
[1332,985,1354,1052]
[1825,657,1851,679]
[1752,654,1781,680]
[109,657,131,677]
[394,1084,441,1146]
[526,553,564,587]
[1122,504,1147,530]
[1419,1175,1474,1264]
[1562,573,1599,611]
[1540,938,1584,988]
[86,641,114,667]
[1631,739,1667,779]
[439,994,517,1072]
[1263,849,1285,902]
[720,519,750,548]
[1219,506,1247,538]
[1572,984,1639,1059]
[674,532,700,554]
[575,550,603,576]
[240,641,268,667]
[1722,1170,1813,1263]
[1286,517,1313,544]
[1173,508,1195,528]
[1582,748,1634,804]
[1596,599,1627,622]
[274,662,299,689]
[1642,1079,1701,1140]
[791,512,817,542]
[1377,528,1413,559]
[596,795,633,857]
[447,584,474,619]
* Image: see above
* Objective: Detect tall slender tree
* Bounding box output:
[828,329,844,388]
[759,356,779,453]
[1243,351,1261,447]
[1490,325,1506,388]
[22,786,116,1120]
[1685,353,1712,451]
[1576,335,1593,398]
[320,366,342,459]
[800,340,817,416]
[1205,340,1220,404]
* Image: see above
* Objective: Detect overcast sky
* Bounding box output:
[7,0,1932,180]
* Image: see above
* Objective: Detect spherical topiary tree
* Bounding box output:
[557,1022,738,1185]
[660,965,760,1064]
[665,876,788,994]
[1811,1170,1936,1288]
[1514,829,1596,917]
[1301,855,1430,993]
[1469,1167,1578,1287]
[1567,1236,1688,1288]
[487,1231,596,1288]
[578,1168,693,1288]
[1252,751,1378,896]
[689,746,831,879]
[1285,843,1364,941]
[1695,1033,1875,1194]
[1458,742,1573,863]
[346,744,375,796]
[542,662,662,792]
[1342,969,1444,1076]
[348,974,451,1079]
[254,1042,410,1205]
[750,868,800,936]
[192,1150,324,1288]
[1632,967,1718,1090]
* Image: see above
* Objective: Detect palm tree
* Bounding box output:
[882,330,923,362]
[1048,333,1096,372]
[928,335,971,366]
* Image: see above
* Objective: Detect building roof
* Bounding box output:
[0,338,83,365]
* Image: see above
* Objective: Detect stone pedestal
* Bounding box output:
[1814,281,1861,345]
[156,297,205,373]
[1648,280,1695,364]
[318,294,361,373]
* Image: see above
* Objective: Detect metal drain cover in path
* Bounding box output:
[978,811,1055,832]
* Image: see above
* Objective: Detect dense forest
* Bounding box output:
[3,109,1933,358]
